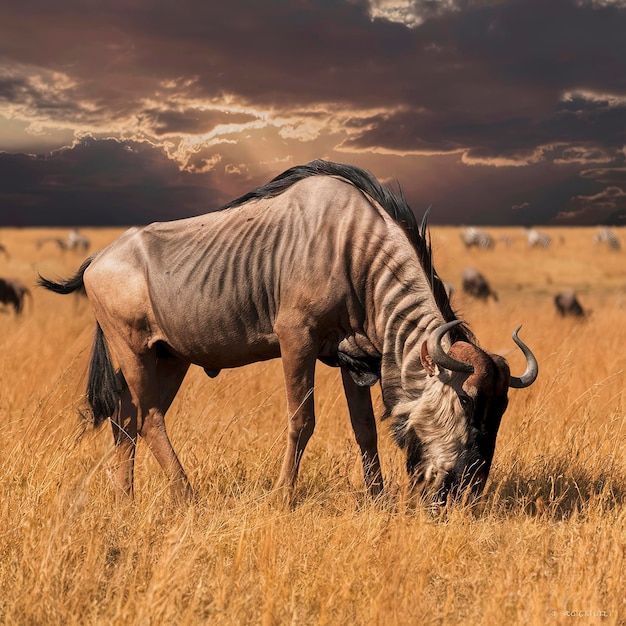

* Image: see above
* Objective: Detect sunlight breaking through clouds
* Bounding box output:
[562,90,626,108]
[0,0,624,225]
[576,0,626,7]
[368,0,516,26]
[368,0,426,26]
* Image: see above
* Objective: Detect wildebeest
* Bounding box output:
[0,277,31,315]
[460,227,494,249]
[462,268,498,302]
[37,229,90,253]
[39,160,537,506]
[554,290,586,318]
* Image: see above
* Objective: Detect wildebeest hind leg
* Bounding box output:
[341,368,383,498]
[139,355,191,505]
[111,344,191,505]
[109,387,137,499]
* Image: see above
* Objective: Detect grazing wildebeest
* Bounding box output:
[460,227,494,249]
[554,290,586,318]
[39,160,537,506]
[0,277,31,315]
[462,268,499,302]
[37,229,90,253]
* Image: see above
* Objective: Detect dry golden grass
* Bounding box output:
[0,225,624,625]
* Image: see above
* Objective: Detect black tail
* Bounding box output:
[37,254,96,295]
[87,323,123,427]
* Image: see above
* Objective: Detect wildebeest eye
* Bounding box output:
[459,394,474,413]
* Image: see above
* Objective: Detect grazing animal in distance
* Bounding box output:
[0,277,32,315]
[460,227,494,249]
[526,228,552,249]
[554,290,586,318]
[37,229,90,253]
[593,227,620,251]
[39,160,538,507]
[462,268,498,302]
[37,237,68,252]
[0,243,9,260]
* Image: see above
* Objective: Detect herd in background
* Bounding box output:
[460,226,560,250]
[0,226,622,319]
[460,225,621,253]
[0,229,91,316]
[458,225,622,318]
[36,229,91,253]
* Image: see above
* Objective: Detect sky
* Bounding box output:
[1,0,625,226]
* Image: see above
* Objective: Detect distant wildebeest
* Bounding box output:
[526,228,552,249]
[462,268,499,302]
[554,290,586,318]
[593,227,620,251]
[0,277,31,315]
[460,227,494,249]
[37,229,90,253]
[40,160,537,507]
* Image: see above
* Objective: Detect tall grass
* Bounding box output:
[0,226,624,624]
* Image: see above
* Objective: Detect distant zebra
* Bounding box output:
[37,229,91,253]
[460,227,494,249]
[526,228,551,249]
[593,227,620,251]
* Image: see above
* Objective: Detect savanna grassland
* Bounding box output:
[0,225,624,625]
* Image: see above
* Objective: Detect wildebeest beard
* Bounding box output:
[390,410,493,504]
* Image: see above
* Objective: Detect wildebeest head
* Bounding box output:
[392,321,537,505]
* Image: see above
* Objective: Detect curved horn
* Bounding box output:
[426,320,474,374]
[509,325,539,389]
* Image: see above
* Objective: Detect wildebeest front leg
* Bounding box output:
[341,368,383,497]
[274,325,317,500]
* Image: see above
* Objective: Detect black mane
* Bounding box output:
[222,160,471,343]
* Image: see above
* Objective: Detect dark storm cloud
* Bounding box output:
[142,108,259,136]
[340,0,626,161]
[580,165,626,186]
[0,138,221,226]
[0,77,28,100]
[0,0,625,224]
[345,93,626,162]
[6,0,623,123]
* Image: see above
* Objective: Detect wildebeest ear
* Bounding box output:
[337,352,380,387]
[420,340,436,376]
